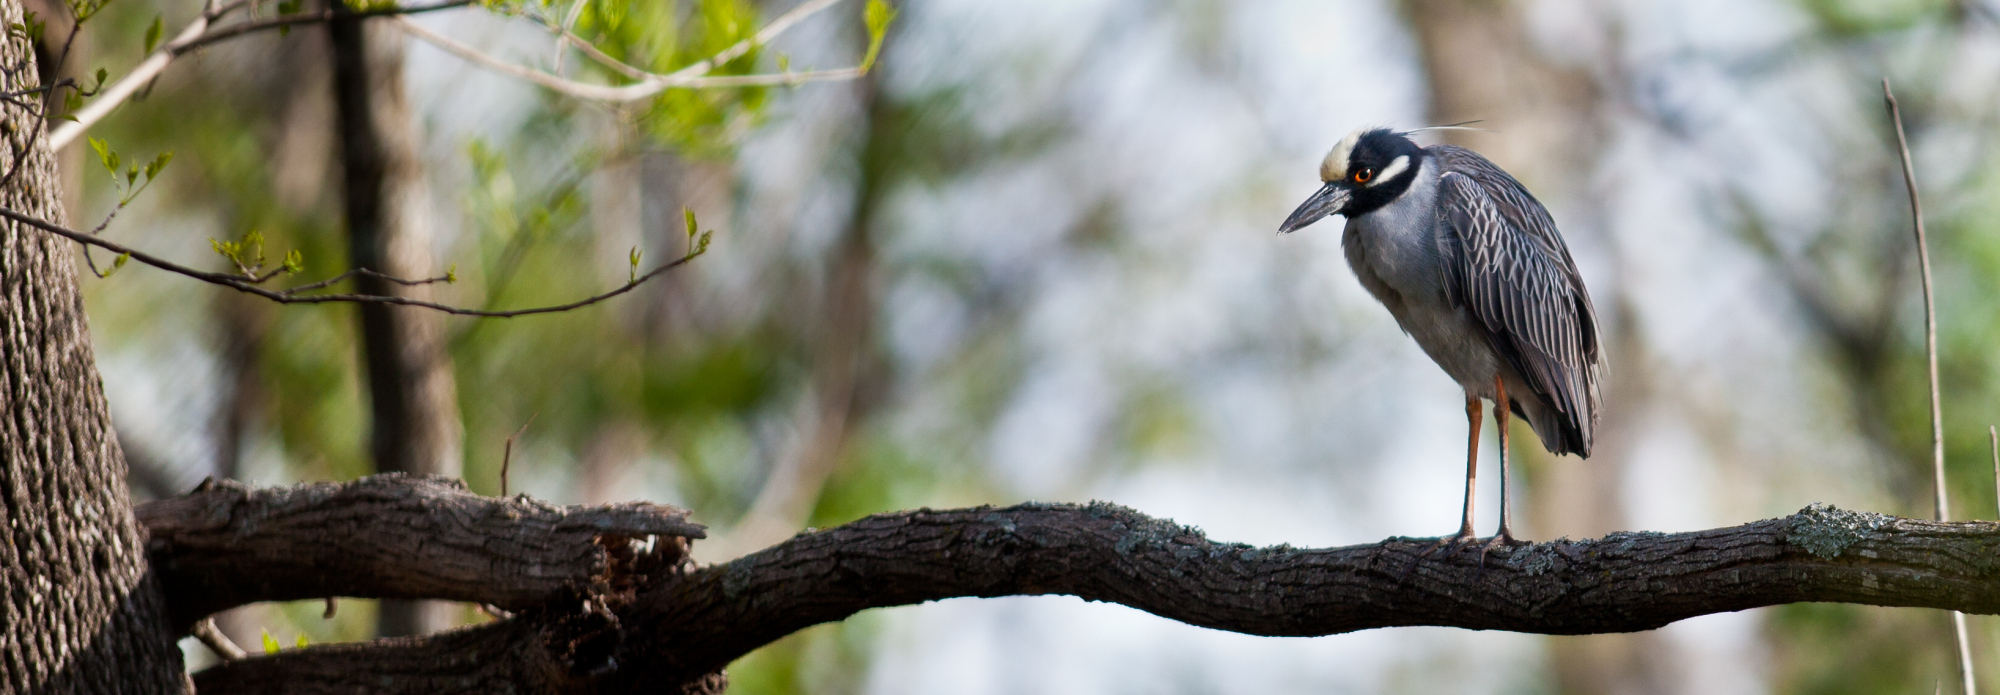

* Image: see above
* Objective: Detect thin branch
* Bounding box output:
[1990,425,1997,518]
[692,0,846,76]
[169,0,478,55]
[500,413,537,497]
[280,267,453,295]
[395,0,862,103]
[1885,77,1972,695]
[550,23,649,81]
[49,7,219,152]
[0,206,708,318]
[548,0,588,74]
[186,501,2000,693]
[0,16,82,190]
[46,0,476,151]
[191,618,246,661]
[1885,79,1948,521]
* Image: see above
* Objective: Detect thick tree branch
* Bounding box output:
[185,499,2000,693]
[139,474,704,628]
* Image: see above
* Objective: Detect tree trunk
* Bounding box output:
[0,0,186,687]
[327,6,464,637]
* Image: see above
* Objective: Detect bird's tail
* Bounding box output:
[1514,396,1593,458]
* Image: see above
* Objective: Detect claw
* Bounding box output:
[1473,532,1529,576]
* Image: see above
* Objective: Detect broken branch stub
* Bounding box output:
[139,473,705,628]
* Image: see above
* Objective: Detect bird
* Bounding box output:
[1279,126,1602,550]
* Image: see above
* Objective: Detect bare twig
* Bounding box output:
[191,617,246,661]
[170,0,478,56]
[395,0,861,103]
[548,0,589,74]
[1885,79,1948,521]
[500,413,537,497]
[49,6,222,152]
[0,206,709,318]
[47,0,475,151]
[1884,77,1973,695]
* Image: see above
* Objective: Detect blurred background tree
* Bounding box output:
[65,0,2000,692]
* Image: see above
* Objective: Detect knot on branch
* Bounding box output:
[1785,502,1892,559]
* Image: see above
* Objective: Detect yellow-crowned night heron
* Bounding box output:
[1280,126,1602,548]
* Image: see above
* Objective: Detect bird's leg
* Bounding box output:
[1404,394,1482,579]
[1424,393,1481,556]
[1408,391,1488,579]
[1457,392,1481,541]
[1483,375,1526,559]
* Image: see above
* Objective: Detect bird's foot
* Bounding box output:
[1399,528,1480,583]
[1429,529,1481,555]
[1474,531,1529,573]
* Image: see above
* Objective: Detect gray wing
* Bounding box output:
[1433,148,1602,456]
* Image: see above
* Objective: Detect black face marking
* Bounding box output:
[1336,129,1424,217]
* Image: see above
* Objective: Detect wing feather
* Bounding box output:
[1433,147,1602,456]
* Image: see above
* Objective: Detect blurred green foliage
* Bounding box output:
[67,0,903,683]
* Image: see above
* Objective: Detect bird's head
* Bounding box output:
[1279,127,1425,233]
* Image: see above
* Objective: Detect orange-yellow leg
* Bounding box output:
[1417,394,1483,561]
[1456,392,1481,540]
[1488,375,1523,549]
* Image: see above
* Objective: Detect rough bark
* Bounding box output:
[0,0,187,688]
[327,4,465,637]
[175,492,2000,693]
[139,473,703,628]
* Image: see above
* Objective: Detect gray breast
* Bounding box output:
[1341,159,1504,394]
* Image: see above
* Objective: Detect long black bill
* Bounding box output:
[1279,182,1350,234]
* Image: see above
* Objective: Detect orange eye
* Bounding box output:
[1353,168,1374,184]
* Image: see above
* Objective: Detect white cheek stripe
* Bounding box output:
[1369,155,1410,187]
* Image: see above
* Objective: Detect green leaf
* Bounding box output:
[243,230,265,266]
[211,238,240,264]
[143,14,162,54]
[124,165,137,188]
[860,0,896,73]
[144,151,173,180]
[683,207,697,240]
[12,12,43,43]
[283,249,303,274]
[112,252,128,269]
[87,137,115,174]
[92,67,106,90]
[260,629,281,654]
[445,264,457,283]
[629,246,642,283]
[295,633,310,648]
[777,53,790,73]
